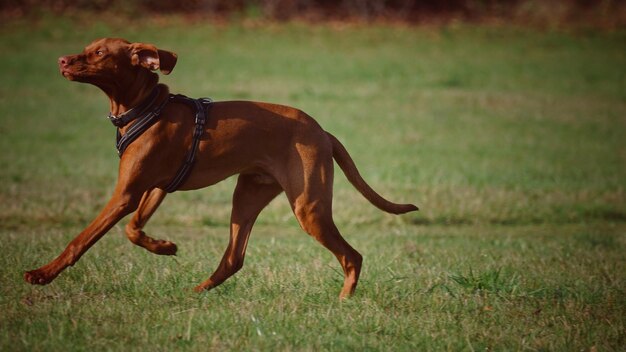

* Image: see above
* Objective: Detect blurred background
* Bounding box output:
[1,1,625,350]
[2,0,625,28]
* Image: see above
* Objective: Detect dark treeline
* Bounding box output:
[1,0,624,26]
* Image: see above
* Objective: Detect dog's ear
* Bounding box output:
[129,43,178,75]
[156,49,177,75]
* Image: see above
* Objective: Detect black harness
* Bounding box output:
[108,87,213,193]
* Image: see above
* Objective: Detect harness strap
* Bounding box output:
[163,95,212,193]
[116,97,169,156]
[108,87,161,128]
[113,92,213,193]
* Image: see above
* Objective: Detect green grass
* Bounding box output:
[1,16,625,351]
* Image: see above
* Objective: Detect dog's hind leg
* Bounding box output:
[284,143,363,299]
[194,173,283,292]
[290,193,363,299]
[125,188,178,255]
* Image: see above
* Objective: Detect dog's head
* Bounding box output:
[58,38,178,87]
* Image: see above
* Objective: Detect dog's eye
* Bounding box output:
[95,50,104,56]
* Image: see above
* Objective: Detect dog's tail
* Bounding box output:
[327,132,418,215]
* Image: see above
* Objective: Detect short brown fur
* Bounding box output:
[24,38,418,298]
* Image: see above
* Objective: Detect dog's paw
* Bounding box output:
[24,269,54,285]
[193,280,215,293]
[193,284,209,293]
[149,240,178,256]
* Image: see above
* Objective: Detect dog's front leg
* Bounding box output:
[125,188,177,255]
[24,184,144,285]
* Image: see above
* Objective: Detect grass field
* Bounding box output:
[1,16,625,351]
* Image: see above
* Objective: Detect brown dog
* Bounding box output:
[24,38,418,298]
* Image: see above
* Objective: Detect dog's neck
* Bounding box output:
[105,70,160,116]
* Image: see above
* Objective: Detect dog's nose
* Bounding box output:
[58,56,69,67]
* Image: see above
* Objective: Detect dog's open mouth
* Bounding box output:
[61,70,74,80]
